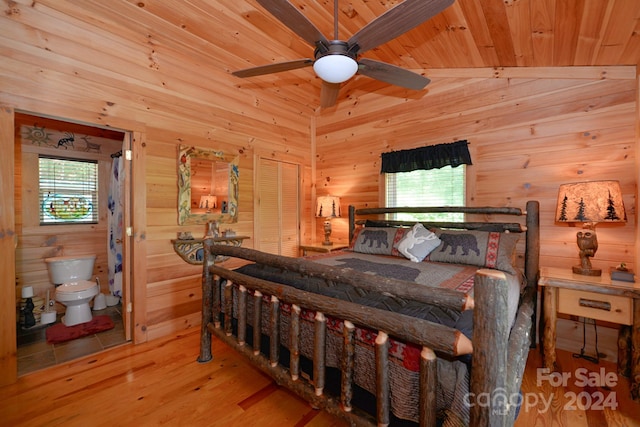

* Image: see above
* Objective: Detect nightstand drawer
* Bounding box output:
[557,288,632,325]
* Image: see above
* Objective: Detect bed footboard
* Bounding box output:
[200,244,473,426]
[198,255,532,426]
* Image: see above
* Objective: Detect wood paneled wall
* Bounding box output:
[0,1,313,349]
[315,66,638,272]
[0,107,17,386]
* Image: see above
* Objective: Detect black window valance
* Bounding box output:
[380,140,472,173]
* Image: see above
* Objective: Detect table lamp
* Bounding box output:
[316,196,341,246]
[555,180,626,276]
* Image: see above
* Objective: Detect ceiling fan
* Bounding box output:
[232,0,455,107]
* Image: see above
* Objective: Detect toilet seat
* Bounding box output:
[56,280,97,294]
[56,280,99,302]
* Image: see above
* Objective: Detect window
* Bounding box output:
[385,165,466,222]
[39,156,98,224]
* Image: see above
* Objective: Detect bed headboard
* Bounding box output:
[348,201,540,292]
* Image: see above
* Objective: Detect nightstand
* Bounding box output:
[299,242,348,256]
[539,266,640,399]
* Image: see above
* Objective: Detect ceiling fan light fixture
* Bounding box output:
[313,54,358,84]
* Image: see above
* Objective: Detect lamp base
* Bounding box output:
[572,265,602,276]
[322,218,333,246]
[573,225,601,276]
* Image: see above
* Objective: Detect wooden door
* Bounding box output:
[255,158,300,257]
[120,134,132,341]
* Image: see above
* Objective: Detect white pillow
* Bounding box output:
[397,223,441,262]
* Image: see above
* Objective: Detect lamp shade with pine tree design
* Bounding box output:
[555,181,626,225]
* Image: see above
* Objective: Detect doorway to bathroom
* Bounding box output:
[13,112,133,375]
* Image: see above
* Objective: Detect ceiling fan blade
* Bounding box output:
[232,59,314,78]
[348,0,454,54]
[256,0,329,47]
[320,81,341,108]
[358,58,430,90]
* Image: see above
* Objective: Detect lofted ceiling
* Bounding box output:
[40,0,640,111]
[205,0,640,109]
[222,0,640,69]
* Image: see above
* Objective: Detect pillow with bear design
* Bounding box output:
[350,227,408,257]
[428,228,520,275]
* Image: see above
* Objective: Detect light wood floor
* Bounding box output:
[515,349,640,427]
[1,328,639,426]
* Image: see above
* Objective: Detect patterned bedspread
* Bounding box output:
[228,251,522,425]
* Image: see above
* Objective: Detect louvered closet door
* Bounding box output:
[256,158,299,257]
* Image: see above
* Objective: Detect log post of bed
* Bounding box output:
[524,200,541,347]
[470,268,511,426]
[198,238,216,363]
[470,200,540,425]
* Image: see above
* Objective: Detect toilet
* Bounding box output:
[45,255,99,326]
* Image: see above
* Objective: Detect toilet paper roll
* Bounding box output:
[21,286,34,298]
[40,311,57,324]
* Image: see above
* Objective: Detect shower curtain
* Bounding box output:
[108,155,124,299]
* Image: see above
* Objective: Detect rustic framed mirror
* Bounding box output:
[177,144,239,225]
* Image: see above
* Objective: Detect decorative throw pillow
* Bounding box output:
[428,228,520,275]
[350,227,408,256]
[396,223,441,262]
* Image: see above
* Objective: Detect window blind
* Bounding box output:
[386,166,465,222]
[39,156,99,224]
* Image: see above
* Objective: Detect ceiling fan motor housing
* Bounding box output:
[314,40,357,60]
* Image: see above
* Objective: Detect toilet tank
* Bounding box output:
[45,255,96,284]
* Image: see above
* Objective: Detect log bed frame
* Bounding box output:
[196,201,540,426]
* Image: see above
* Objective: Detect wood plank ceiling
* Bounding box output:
[56,0,640,110]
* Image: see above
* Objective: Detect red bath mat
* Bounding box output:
[46,315,114,344]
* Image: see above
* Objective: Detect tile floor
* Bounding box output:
[16,304,128,377]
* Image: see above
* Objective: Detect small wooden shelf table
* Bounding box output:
[172,235,249,265]
[538,266,640,399]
